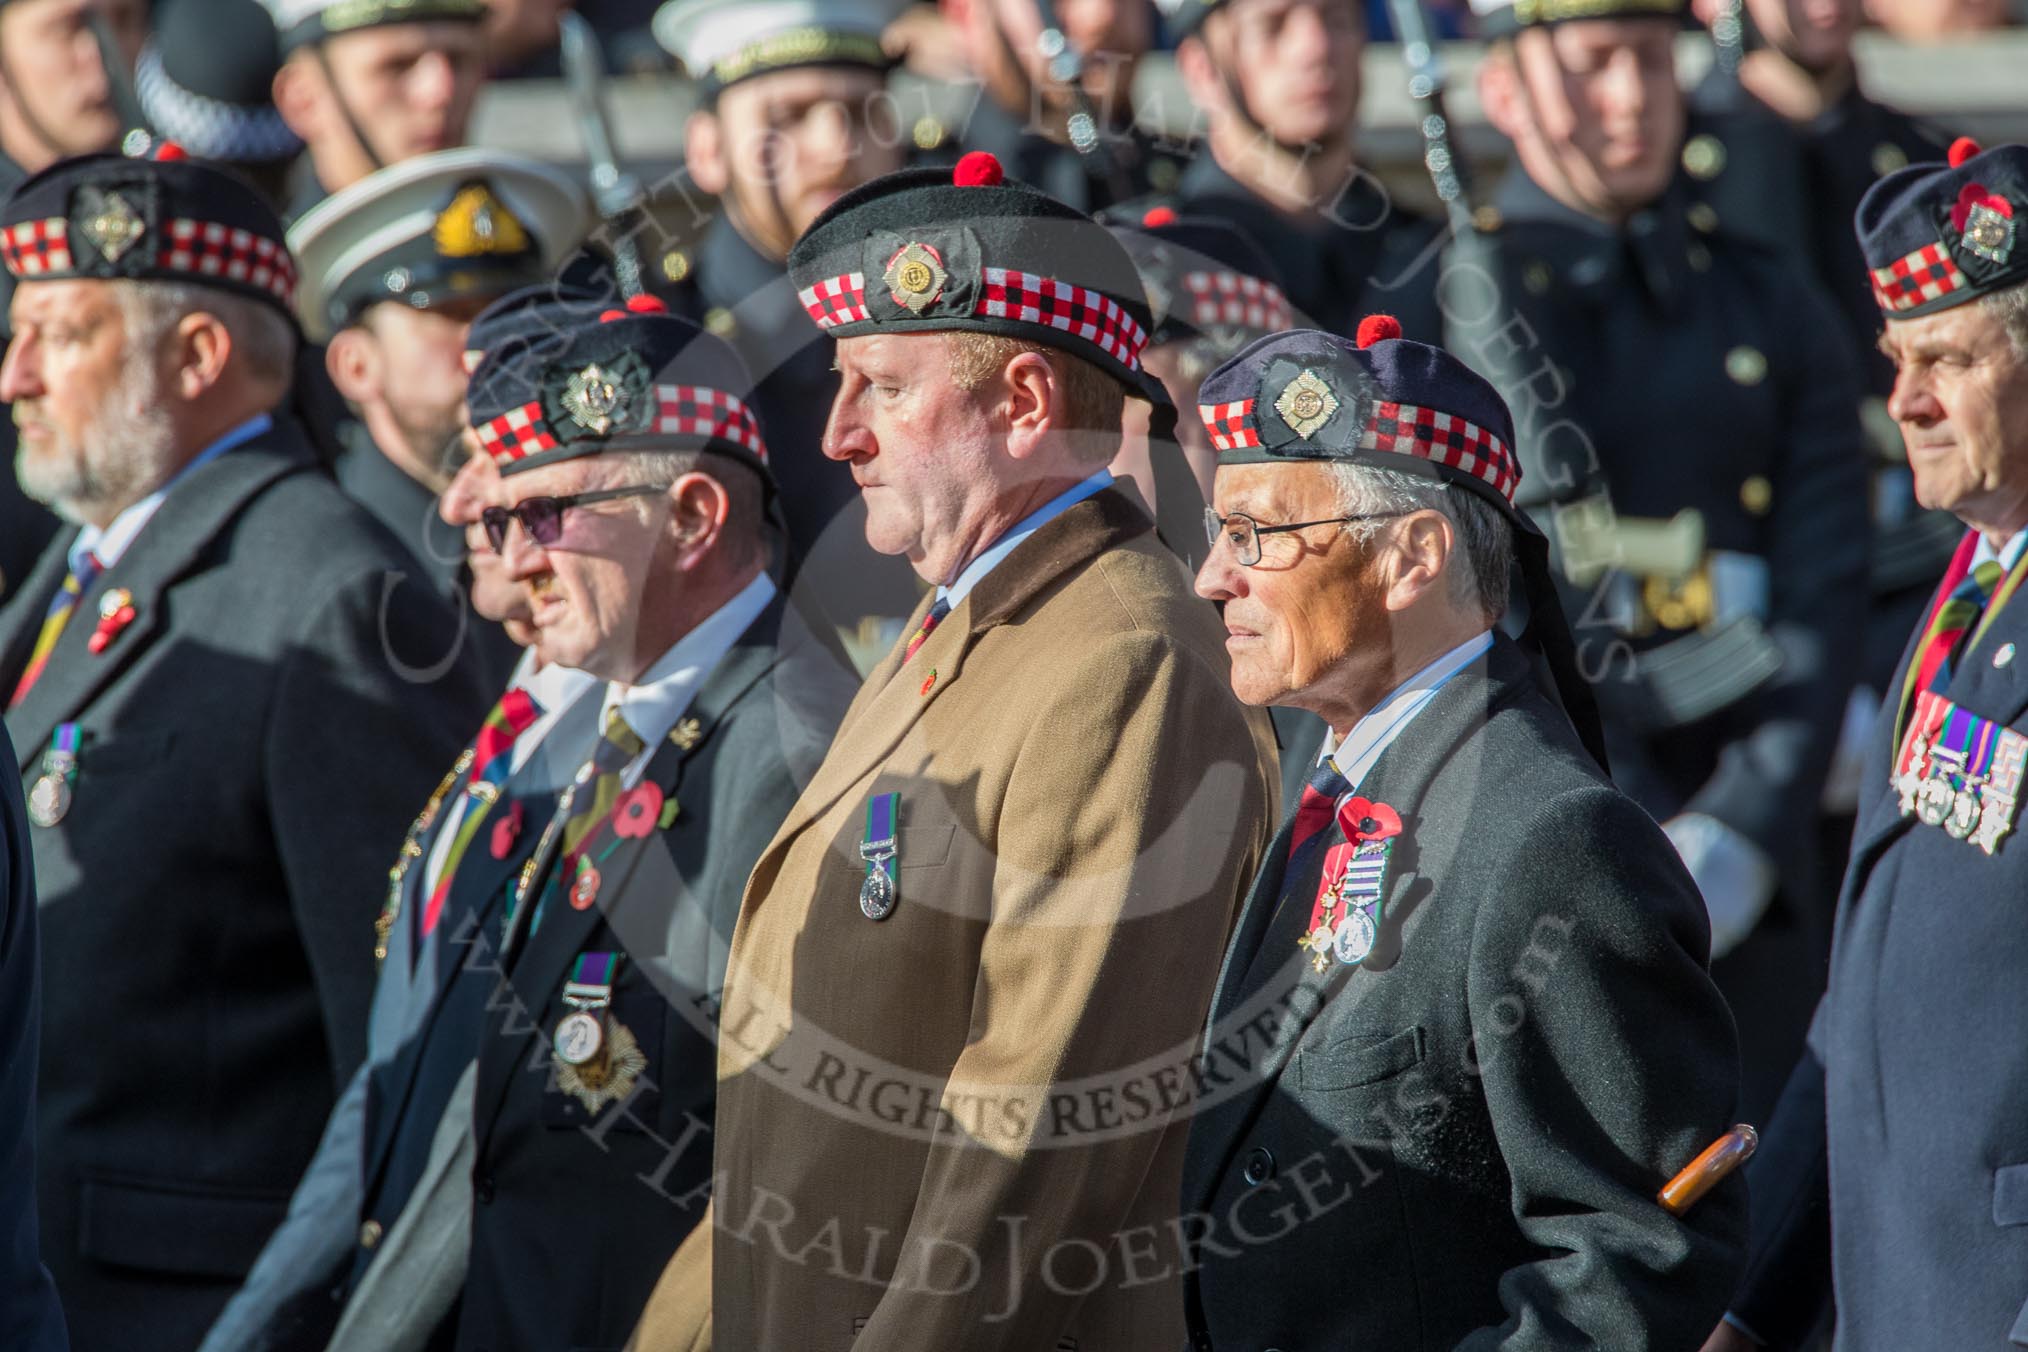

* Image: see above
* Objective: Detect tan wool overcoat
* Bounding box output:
[631,486,1279,1351]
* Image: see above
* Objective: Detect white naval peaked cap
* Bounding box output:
[288,147,593,342]
[652,0,911,92]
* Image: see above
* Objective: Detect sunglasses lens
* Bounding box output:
[480,507,508,554]
[523,498,565,546]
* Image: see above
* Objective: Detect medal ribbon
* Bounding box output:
[863,792,899,886]
[1309,841,1356,936]
[565,950,620,1003]
[419,686,546,939]
[10,552,103,708]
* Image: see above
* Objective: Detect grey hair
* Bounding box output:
[1326,462,1513,622]
[113,280,296,388]
[607,447,768,564]
[1981,278,2028,361]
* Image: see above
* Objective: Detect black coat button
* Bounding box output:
[1241,1146,1274,1186]
[475,1177,496,1205]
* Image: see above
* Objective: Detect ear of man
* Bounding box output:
[1384,509,1457,614]
[324,325,385,406]
[172,310,237,403]
[684,110,729,197]
[271,55,326,146]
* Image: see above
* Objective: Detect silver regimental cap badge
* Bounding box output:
[561,362,629,434]
[1275,368,1339,439]
[79,189,145,262]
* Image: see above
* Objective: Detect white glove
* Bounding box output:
[1662,812,1778,962]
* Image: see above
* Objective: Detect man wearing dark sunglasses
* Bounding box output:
[291,298,853,1352]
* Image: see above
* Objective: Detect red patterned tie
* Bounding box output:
[1287,762,1352,866]
[904,597,951,663]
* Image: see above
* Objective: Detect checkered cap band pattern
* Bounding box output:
[475,386,768,465]
[1199,399,1259,451]
[1363,401,1518,502]
[977,267,1147,371]
[1183,272,1292,332]
[799,271,869,327]
[653,385,769,464]
[474,400,559,464]
[161,218,297,307]
[0,218,72,276]
[1200,397,1518,501]
[1871,240,1969,312]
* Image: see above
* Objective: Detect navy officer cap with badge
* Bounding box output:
[787,149,1178,436]
[1858,136,2028,320]
[654,0,909,96]
[1200,315,1608,769]
[1103,205,1294,348]
[264,0,487,56]
[0,140,298,320]
[289,147,592,342]
[466,294,774,483]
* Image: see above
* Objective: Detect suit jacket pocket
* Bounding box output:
[1993,1162,2028,1225]
[76,1171,288,1278]
[1295,1026,1426,1092]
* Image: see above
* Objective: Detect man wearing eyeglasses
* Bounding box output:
[282,299,854,1352]
[1183,316,1745,1349]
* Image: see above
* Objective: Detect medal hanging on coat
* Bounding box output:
[1299,796,1402,972]
[1894,689,2028,855]
[26,722,81,828]
[552,950,647,1113]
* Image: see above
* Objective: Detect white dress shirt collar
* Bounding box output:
[1319,630,1495,794]
[597,571,777,785]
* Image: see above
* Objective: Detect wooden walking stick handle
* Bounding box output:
[1660,1124,1759,1215]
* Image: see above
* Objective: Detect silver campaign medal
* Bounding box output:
[553,1009,605,1066]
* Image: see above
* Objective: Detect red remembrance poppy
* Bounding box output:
[612,783,663,839]
[1337,796,1402,843]
[490,800,525,860]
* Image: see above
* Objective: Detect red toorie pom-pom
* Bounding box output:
[1949,136,1982,168]
[1355,313,1402,349]
[599,308,628,322]
[953,151,1004,187]
[626,294,668,314]
[1141,206,1178,228]
[152,141,188,162]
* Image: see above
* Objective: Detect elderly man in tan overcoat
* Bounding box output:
[630,153,1279,1350]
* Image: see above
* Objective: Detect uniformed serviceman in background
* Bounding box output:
[265,0,490,217]
[0,143,484,1352]
[654,0,925,656]
[1162,0,1442,342]
[1706,137,2028,1352]
[135,0,305,212]
[290,146,592,687]
[1465,0,1870,1123]
[632,151,1278,1350]
[935,0,1188,214]
[1682,0,1962,818]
